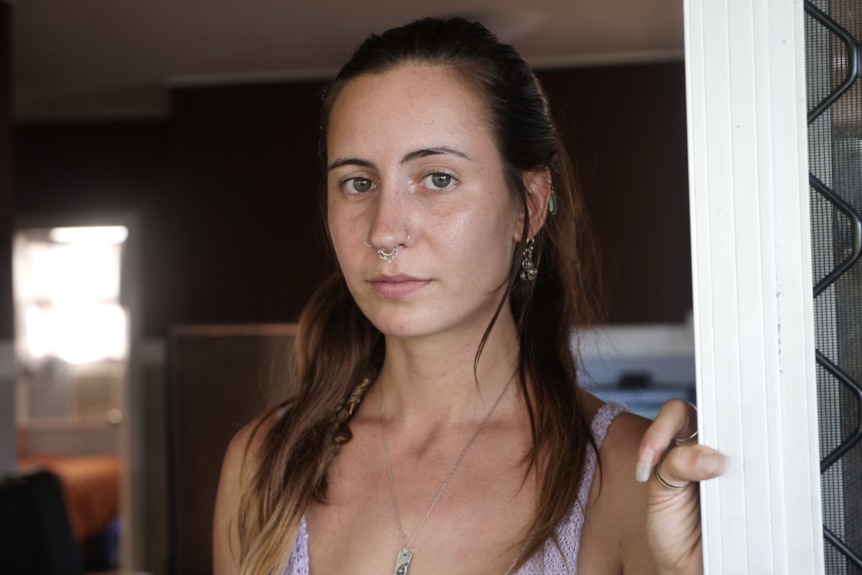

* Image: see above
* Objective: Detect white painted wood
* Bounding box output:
[683,0,825,572]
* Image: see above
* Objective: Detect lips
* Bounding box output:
[369,274,430,298]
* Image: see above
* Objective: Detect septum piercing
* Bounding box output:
[364,233,409,264]
[378,246,398,263]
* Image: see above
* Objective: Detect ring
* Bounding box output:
[377,245,398,263]
[654,464,690,491]
[675,400,699,445]
[675,428,698,445]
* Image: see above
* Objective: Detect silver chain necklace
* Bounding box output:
[380,372,515,575]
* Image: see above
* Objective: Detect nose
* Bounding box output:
[365,183,411,250]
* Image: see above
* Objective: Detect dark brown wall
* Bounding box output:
[538,64,692,323]
[0,2,14,339]
[168,81,330,331]
[14,62,691,337]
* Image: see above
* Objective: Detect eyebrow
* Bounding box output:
[327,157,375,172]
[401,146,472,164]
[327,146,472,173]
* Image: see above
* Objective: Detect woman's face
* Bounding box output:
[326,64,527,340]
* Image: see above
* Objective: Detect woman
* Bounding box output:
[214,17,726,575]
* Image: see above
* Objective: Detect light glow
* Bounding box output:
[49,226,128,245]
[15,226,130,365]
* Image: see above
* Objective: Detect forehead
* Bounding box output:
[327,64,494,157]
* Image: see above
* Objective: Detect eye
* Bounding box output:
[345,177,375,193]
[423,172,455,190]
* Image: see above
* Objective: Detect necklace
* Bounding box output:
[380,371,516,575]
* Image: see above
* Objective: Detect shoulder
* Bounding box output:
[580,395,656,573]
[219,409,281,498]
[213,410,281,575]
[581,392,650,471]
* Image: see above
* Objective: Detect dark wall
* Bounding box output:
[0,2,14,339]
[538,64,692,323]
[168,82,330,331]
[14,62,691,337]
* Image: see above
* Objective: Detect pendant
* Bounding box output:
[393,548,413,575]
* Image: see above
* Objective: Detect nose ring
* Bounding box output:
[363,234,398,263]
[363,233,408,264]
[377,245,398,263]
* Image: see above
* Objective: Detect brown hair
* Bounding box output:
[234,16,603,574]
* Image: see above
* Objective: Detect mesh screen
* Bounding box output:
[805,0,862,571]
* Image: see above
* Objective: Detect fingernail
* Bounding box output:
[636,447,655,482]
[698,453,728,475]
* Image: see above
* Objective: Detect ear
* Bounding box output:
[514,168,552,242]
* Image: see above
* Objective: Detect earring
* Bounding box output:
[549,187,558,215]
[520,238,538,281]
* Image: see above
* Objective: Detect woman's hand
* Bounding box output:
[635,399,727,575]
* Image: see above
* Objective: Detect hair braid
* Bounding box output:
[333,376,376,446]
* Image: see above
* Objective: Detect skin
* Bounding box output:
[213,64,726,575]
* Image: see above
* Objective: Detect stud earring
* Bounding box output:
[520,238,538,281]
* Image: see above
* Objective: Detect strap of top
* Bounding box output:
[512,401,628,574]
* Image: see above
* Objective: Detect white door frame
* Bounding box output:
[683,0,825,572]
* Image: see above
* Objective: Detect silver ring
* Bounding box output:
[364,233,409,263]
[675,401,699,445]
[675,429,699,445]
[654,464,690,491]
[377,246,398,263]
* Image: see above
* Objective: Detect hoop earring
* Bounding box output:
[520,238,538,281]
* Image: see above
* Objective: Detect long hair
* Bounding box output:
[234,17,603,574]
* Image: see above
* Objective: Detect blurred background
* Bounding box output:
[0,1,697,573]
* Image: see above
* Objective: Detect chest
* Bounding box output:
[304,419,536,575]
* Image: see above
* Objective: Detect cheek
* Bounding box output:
[328,214,358,271]
[443,205,517,270]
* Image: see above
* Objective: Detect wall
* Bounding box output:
[0,1,16,474]
[539,64,692,323]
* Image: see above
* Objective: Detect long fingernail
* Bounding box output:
[698,453,728,475]
[636,447,655,482]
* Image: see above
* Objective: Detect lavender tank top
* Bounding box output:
[284,401,628,575]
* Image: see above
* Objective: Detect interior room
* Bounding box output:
[0,1,702,573]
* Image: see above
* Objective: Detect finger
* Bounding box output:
[636,399,698,482]
[657,444,728,487]
[654,461,691,491]
[653,398,698,444]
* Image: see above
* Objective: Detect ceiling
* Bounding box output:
[10,0,685,121]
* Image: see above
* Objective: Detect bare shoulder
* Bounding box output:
[219,410,279,500]
[580,396,656,574]
[602,408,651,466]
[213,410,280,575]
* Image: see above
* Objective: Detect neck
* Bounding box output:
[373,314,521,427]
